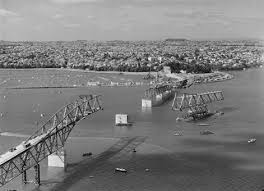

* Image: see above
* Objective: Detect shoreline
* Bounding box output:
[0,68,235,87]
[0,68,152,75]
[165,71,234,84]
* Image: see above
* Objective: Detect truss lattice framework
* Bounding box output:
[144,84,172,99]
[0,95,103,187]
[182,105,209,119]
[172,91,224,111]
[144,78,195,99]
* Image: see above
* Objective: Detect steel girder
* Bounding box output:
[182,105,209,119]
[172,91,224,111]
[0,95,103,187]
[144,84,172,99]
[144,78,194,99]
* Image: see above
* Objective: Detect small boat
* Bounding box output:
[198,123,210,126]
[174,132,182,136]
[115,168,127,173]
[82,152,92,157]
[248,138,256,143]
[200,130,214,135]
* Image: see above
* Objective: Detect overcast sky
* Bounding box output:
[0,0,264,41]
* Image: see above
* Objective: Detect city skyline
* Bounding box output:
[0,0,264,41]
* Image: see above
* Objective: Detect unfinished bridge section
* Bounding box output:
[0,95,103,187]
[142,84,174,107]
[172,91,224,119]
[142,79,193,108]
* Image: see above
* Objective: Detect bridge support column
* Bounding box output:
[142,99,152,108]
[142,90,174,108]
[48,149,67,171]
[34,164,40,185]
[22,170,27,184]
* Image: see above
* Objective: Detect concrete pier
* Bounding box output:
[142,89,174,108]
[48,149,67,170]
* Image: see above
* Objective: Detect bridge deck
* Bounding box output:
[0,95,103,187]
[172,91,224,111]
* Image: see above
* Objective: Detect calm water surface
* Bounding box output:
[0,68,264,190]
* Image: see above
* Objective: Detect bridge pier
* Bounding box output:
[142,90,174,108]
[21,164,40,185]
[142,99,152,108]
[22,171,27,184]
[34,164,40,185]
[48,149,67,170]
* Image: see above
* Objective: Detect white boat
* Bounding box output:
[200,130,214,135]
[248,138,256,143]
[198,123,210,126]
[174,132,182,136]
[115,168,127,173]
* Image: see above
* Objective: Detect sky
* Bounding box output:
[0,0,264,41]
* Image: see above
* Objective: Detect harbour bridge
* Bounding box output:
[142,79,194,107]
[172,91,224,119]
[0,95,103,187]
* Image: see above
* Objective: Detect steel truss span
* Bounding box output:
[144,84,172,99]
[0,95,103,187]
[144,79,194,99]
[172,91,224,111]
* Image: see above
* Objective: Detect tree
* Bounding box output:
[194,48,200,60]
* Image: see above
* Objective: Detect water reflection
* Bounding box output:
[141,107,152,114]
[113,125,129,136]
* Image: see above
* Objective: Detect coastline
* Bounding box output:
[0,68,152,75]
[0,68,234,88]
[165,71,234,84]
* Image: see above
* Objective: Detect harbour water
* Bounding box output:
[0,68,264,191]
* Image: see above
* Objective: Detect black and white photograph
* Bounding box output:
[0,0,264,190]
